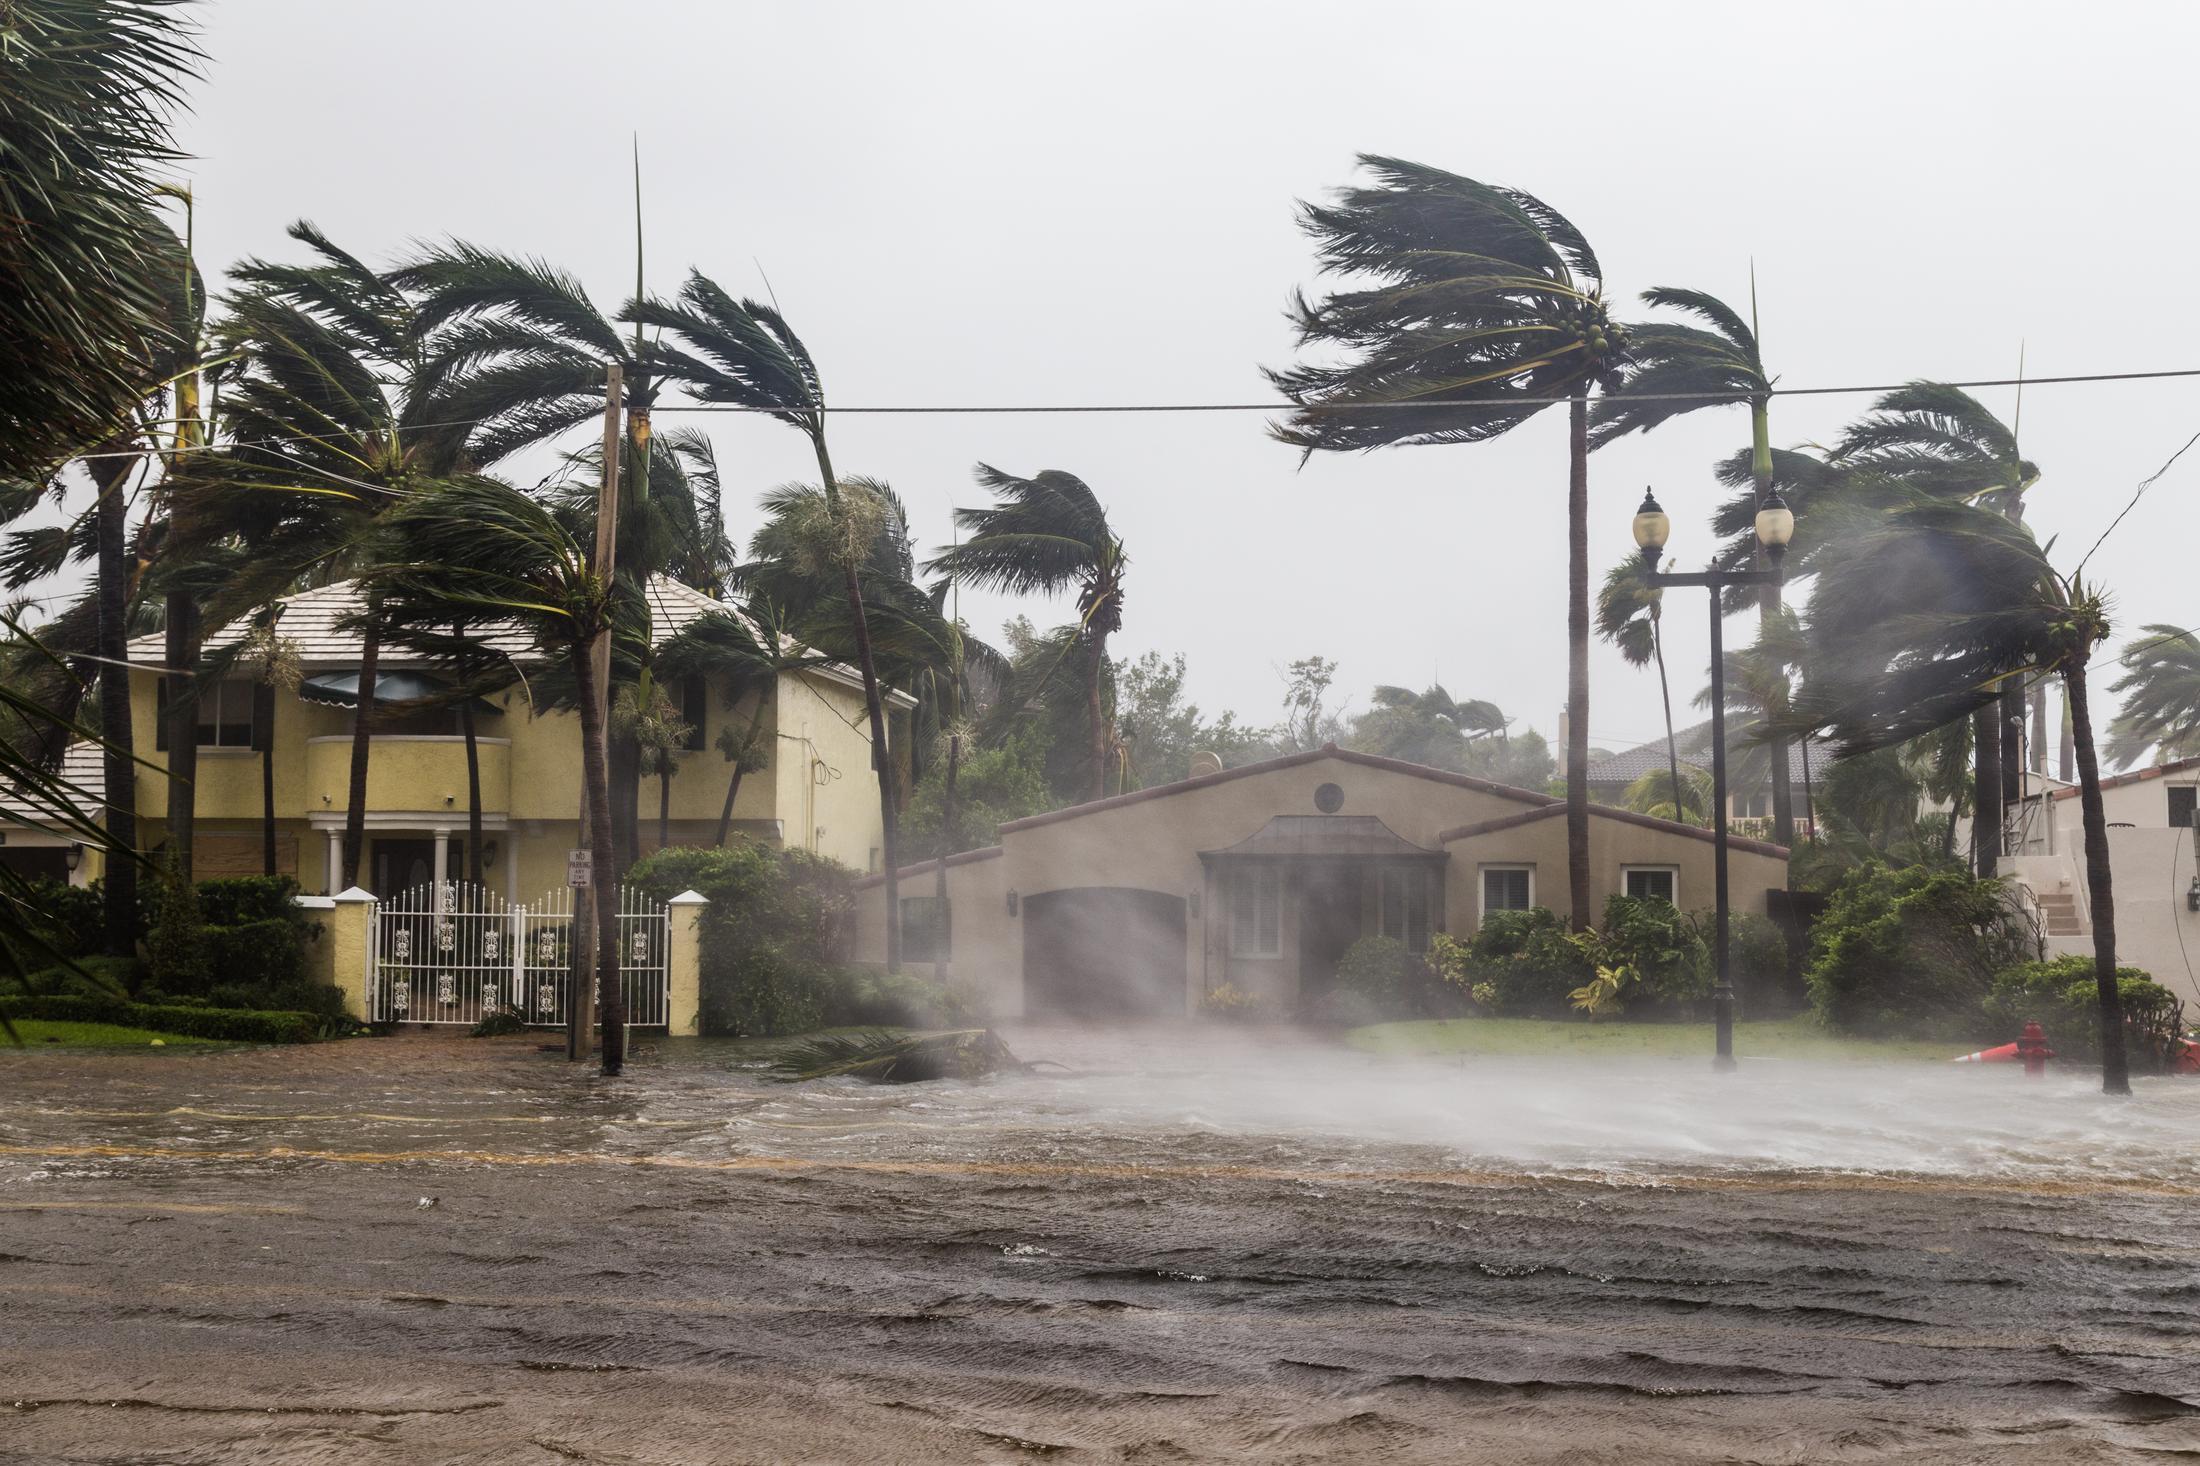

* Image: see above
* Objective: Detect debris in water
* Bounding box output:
[773,1028,1045,1084]
[416,1196,439,1210]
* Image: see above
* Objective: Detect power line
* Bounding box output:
[2075,425,2200,575]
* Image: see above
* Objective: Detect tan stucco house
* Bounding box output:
[852,745,1790,1018]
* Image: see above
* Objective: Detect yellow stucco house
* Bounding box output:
[852,746,1790,1019]
[33,576,907,899]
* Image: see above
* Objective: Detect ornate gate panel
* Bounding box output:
[368,882,669,1028]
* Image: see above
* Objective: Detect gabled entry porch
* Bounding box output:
[1198,815,1446,1016]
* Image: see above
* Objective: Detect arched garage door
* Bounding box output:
[1022,888,1187,1018]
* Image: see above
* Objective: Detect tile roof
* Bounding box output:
[2049,755,2200,801]
[1584,718,1832,788]
[1437,801,1790,859]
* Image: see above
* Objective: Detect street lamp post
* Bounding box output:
[1631,486,1793,1071]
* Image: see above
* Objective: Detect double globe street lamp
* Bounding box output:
[1631,486,1794,1071]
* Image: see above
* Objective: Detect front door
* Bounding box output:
[1296,865,1364,1001]
[371,837,456,899]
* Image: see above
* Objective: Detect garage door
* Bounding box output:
[1022,887,1187,1018]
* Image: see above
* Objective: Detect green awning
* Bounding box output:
[299,670,502,716]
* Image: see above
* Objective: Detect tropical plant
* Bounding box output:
[1790,497,2129,1092]
[1803,860,2036,1037]
[633,272,907,969]
[1592,281,1801,844]
[613,680,690,851]
[1623,766,1711,825]
[1347,684,1508,773]
[366,477,627,1074]
[2107,625,2200,769]
[656,602,819,848]
[931,465,1126,803]
[233,609,300,875]
[0,0,198,478]
[1595,557,1683,807]
[1271,157,1633,930]
[1829,383,2038,876]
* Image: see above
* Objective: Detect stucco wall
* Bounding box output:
[850,752,1784,1017]
[773,671,892,873]
[1441,811,1790,929]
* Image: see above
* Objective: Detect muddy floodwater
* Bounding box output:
[3,1028,2198,1463]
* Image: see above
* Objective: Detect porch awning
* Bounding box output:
[1199,815,1445,861]
[299,669,502,716]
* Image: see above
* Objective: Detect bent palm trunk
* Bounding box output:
[256,681,276,875]
[461,695,483,886]
[93,454,138,955]
[341,620,379,890]
[1088,632,1107,801]
[575,639,624,1076]
[1564,397,1592,930]
[2063,659,2129,1095]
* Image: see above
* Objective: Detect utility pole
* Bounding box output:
[569,363,622,1061]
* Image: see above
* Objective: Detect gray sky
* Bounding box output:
[166,0,2198,756]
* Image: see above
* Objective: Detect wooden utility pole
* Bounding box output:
[569,364,623,1061]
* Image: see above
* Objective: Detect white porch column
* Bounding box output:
[325,830,342,896]
[432,828,450,913]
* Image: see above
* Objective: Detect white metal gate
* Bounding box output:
[368,881,669,1028]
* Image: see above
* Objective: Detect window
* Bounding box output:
[900,896,950,963]
[680,674,708,751]
[1623,866,1678,905]
[1481,866,1532,921]
[193,680,255,748]
[1379,865,1433,952]
[2170,786,2197,829]
[1744,792,1769,819]
[1229,866,1282,957]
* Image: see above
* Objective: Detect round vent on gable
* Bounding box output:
[1314,782,1345,814]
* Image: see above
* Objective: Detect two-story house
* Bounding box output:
[21,577,908,899]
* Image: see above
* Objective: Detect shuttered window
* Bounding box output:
[1482,867,1532,920]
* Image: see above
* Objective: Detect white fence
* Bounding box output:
[367,881,669,1028]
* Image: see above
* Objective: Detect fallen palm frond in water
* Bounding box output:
[772,1028,1038,1084]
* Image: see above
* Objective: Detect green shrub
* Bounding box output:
[627,843,860,1036]
[205,916,306,991]
[12,954,145,1000]
[1464,907,1596,1017]
[1598,895,1711,1014]
[1806,862,2034,1036]
[1983,955,2185,1067]
[1728,912,1792,1016]
[0,994,328,1043]
[194,875,300,928]
[1323,935,1432,1023]
[1199,981,1273,1022]
[144,871,211,996]
[24,879,104,958]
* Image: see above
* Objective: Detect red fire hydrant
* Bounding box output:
[2017,1020,2054,1078]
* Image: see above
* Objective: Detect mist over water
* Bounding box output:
[694,1025,2200,1190]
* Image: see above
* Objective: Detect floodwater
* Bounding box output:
[3,1027,2198,1464]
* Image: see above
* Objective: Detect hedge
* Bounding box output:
[0,995,327,1044]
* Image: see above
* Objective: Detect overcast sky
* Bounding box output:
[161,0,2198,757]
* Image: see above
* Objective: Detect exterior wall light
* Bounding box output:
[64,841,84,872]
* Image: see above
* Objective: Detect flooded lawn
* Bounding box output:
[3,1026,2197,1462]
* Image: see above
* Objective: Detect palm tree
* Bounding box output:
[1792,497,2128,1094]
[614,681,690,852]
[1595,558,1683,814]
[2107,626,2200,769]
[369,477,627,1075]
[394,241,678,868]
[1591,282,1798,846]
[234,608,299,876]
[1349,684,1510,773]
[0,0,197,478]
[930,466,1125,802]
[1623,767,1711,826]
[1271,157,1631,930]
[185,223,444,890]
[1831,383,2039,877]
[633,273,907,967]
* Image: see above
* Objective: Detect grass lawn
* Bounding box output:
[1347,1014,1957,1063]
[4,1019,227,1050]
